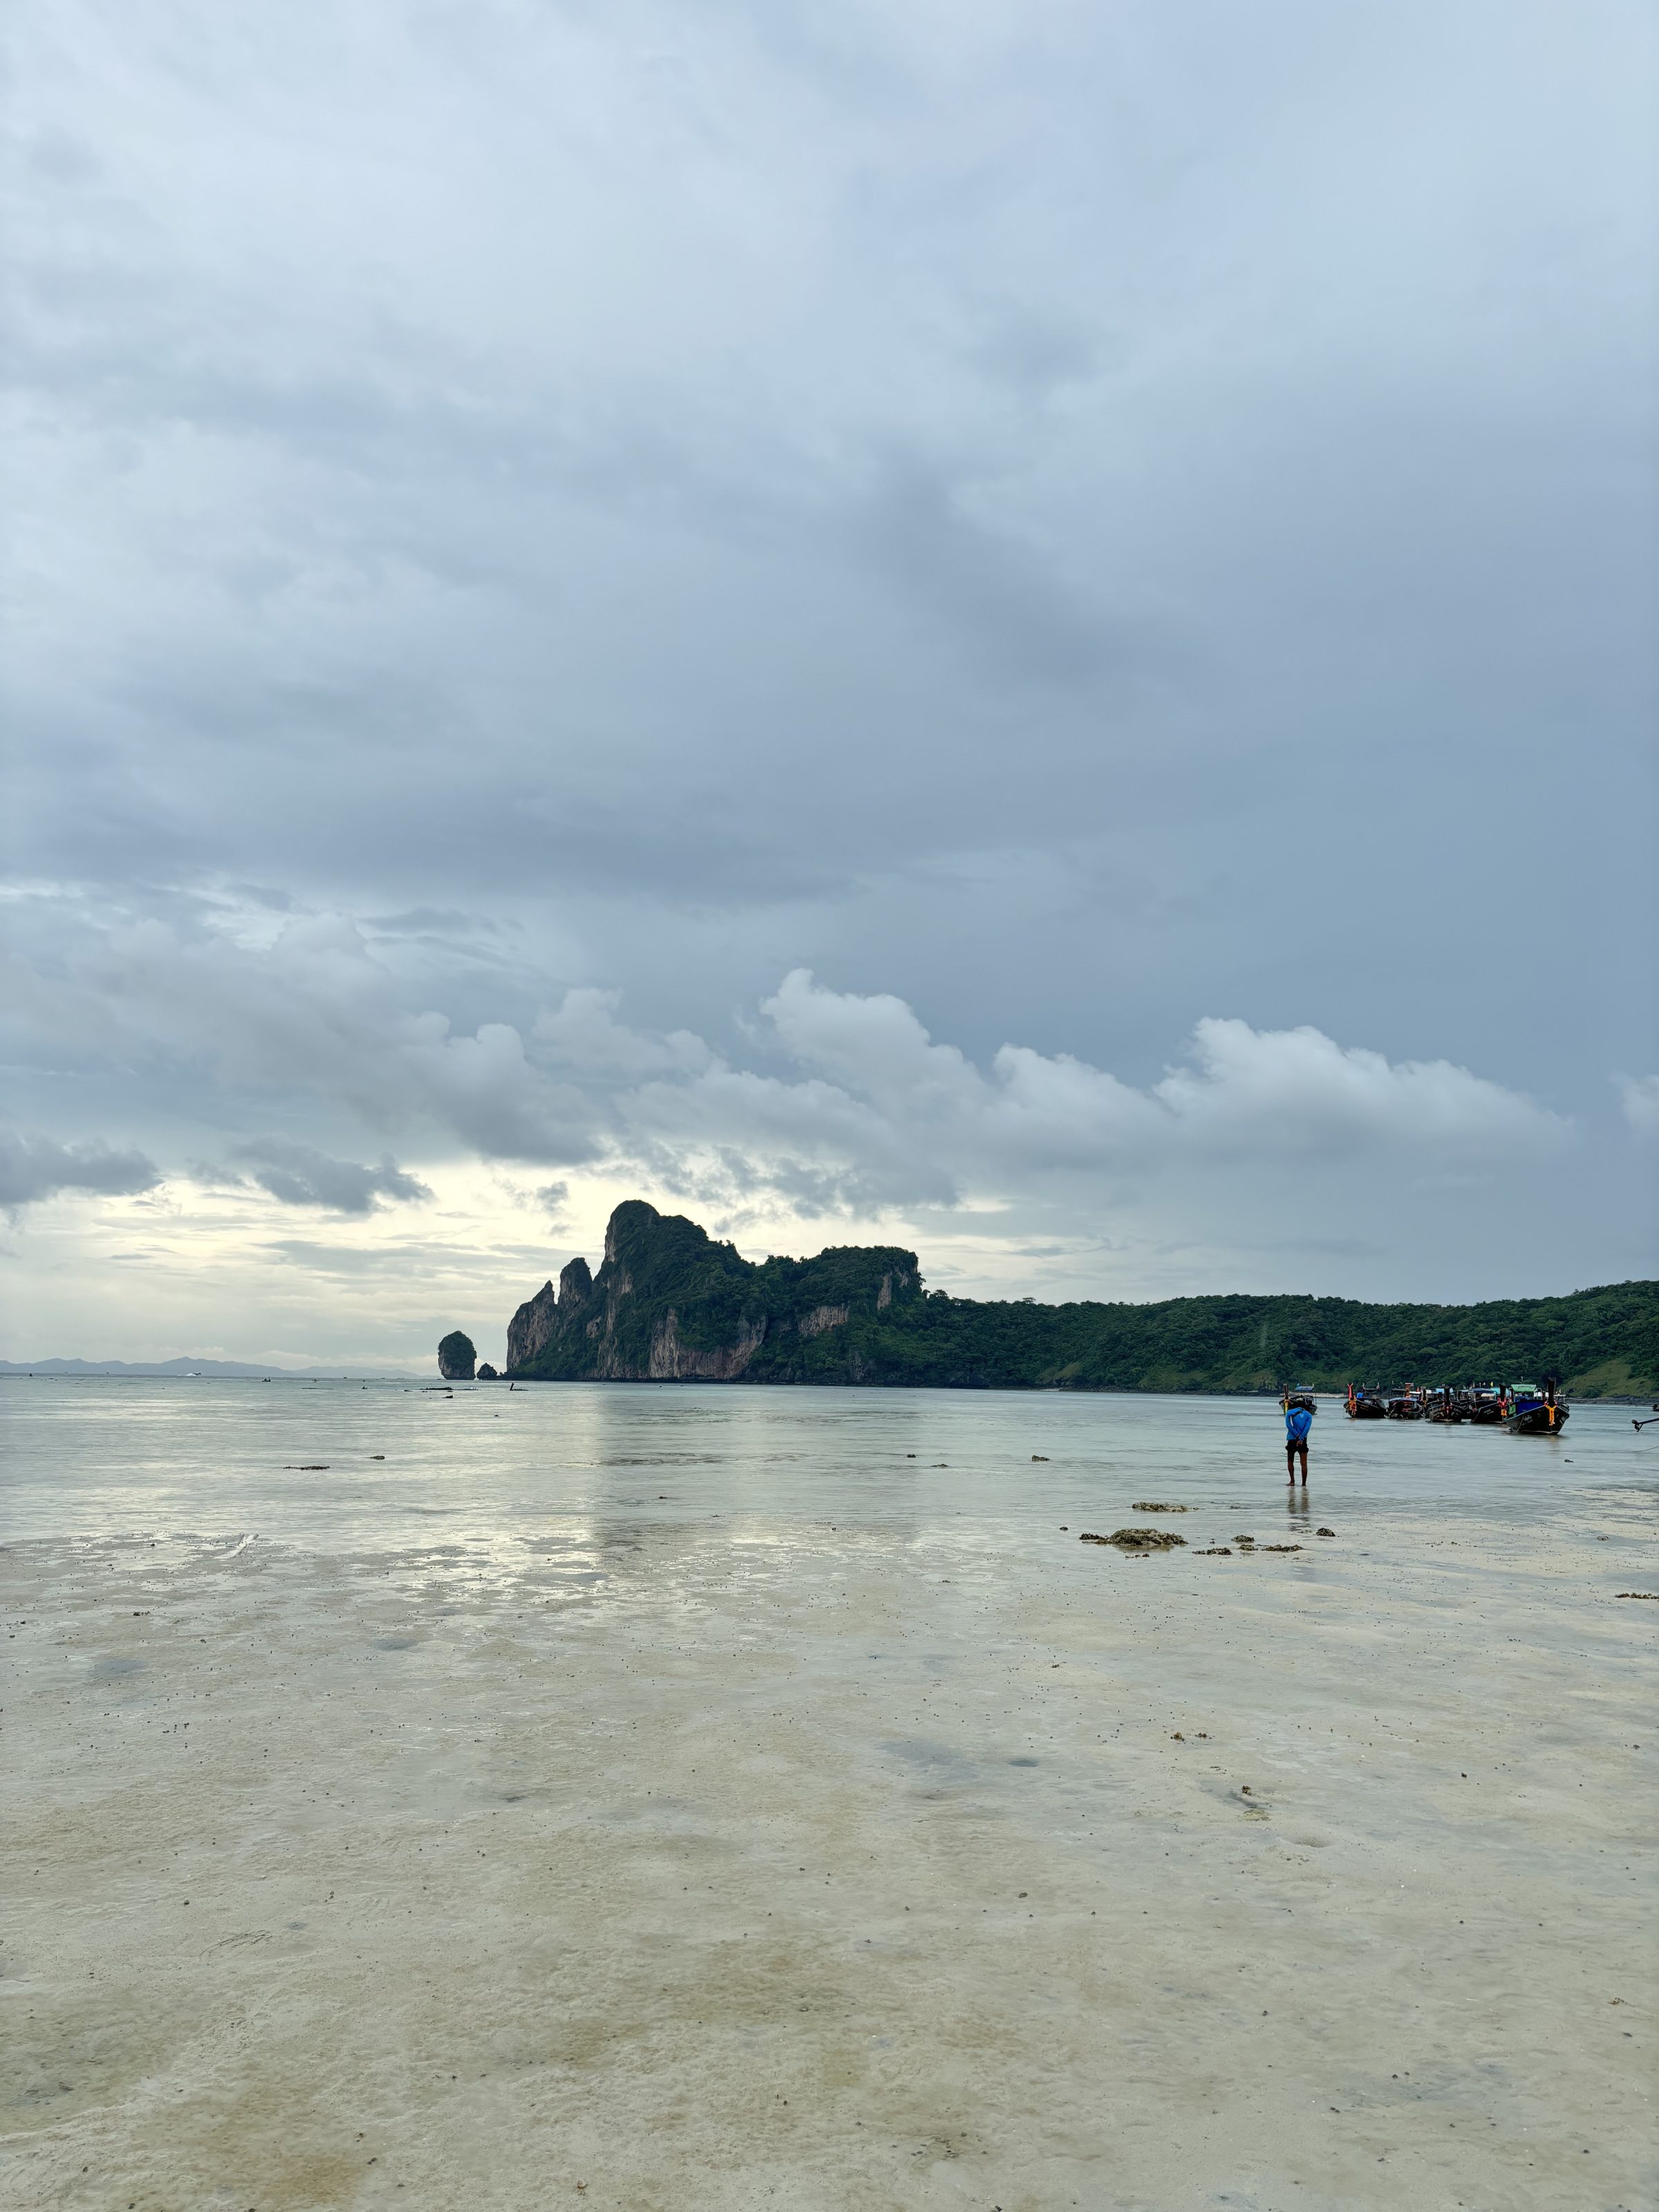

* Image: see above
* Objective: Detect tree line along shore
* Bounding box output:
[437,1202,1659,1397]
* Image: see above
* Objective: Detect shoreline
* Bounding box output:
[3,1370,1651,1402]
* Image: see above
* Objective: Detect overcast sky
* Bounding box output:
[3,0,1654,1369]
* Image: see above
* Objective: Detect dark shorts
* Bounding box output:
[1285,1437,1309,1458]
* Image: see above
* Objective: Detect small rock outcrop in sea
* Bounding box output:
[438,1330,476,1381]
[476,1362,500,1380]
[1081,1528,1188,1551]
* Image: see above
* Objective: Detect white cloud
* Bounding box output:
[8,919,1568,1220]
[635,971,1567,1208]
[532,988,711,1080]
[1150,1018,1564,1157]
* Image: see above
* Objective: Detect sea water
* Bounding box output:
[1,1376,1649,1548]
[4,1380,1653,2209]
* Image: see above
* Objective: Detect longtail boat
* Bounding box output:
[1503,1378,1568,1436]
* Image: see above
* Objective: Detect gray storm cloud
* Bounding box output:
[0,1132,161,1211]
[226,1138,432,1215]
[1,0,1652,1344]
[1618,1077,1659,1144]
[8,899,1566,1221]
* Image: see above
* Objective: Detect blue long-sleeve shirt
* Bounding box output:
[1284,1405,1313,1444]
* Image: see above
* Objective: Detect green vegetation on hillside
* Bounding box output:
[847,1280,1659,1396]
[507,1201,1658,1396]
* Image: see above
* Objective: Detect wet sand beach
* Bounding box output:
[3,1384,1653,2210]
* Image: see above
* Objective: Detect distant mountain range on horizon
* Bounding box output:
[0,1356,419,1379]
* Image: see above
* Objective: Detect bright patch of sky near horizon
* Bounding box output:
[2,0,1654,1369]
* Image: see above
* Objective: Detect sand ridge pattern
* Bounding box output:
[1,1386,1653,2209]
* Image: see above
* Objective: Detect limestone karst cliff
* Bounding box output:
[505,1200,919,1383]
[501,1201,1658,1393]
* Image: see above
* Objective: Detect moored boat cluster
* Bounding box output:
[1341,1378,1568,1435]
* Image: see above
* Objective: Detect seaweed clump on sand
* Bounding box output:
[1080,1527,1188,1551]
[1131,1501,1190,1513]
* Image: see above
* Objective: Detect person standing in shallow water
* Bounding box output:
[1283,1397,1313,1485]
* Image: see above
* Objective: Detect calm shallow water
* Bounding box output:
[6,1379,1655,2208]
[1,1376,1650,1546]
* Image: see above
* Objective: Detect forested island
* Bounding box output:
[497,1202,1657,1396]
